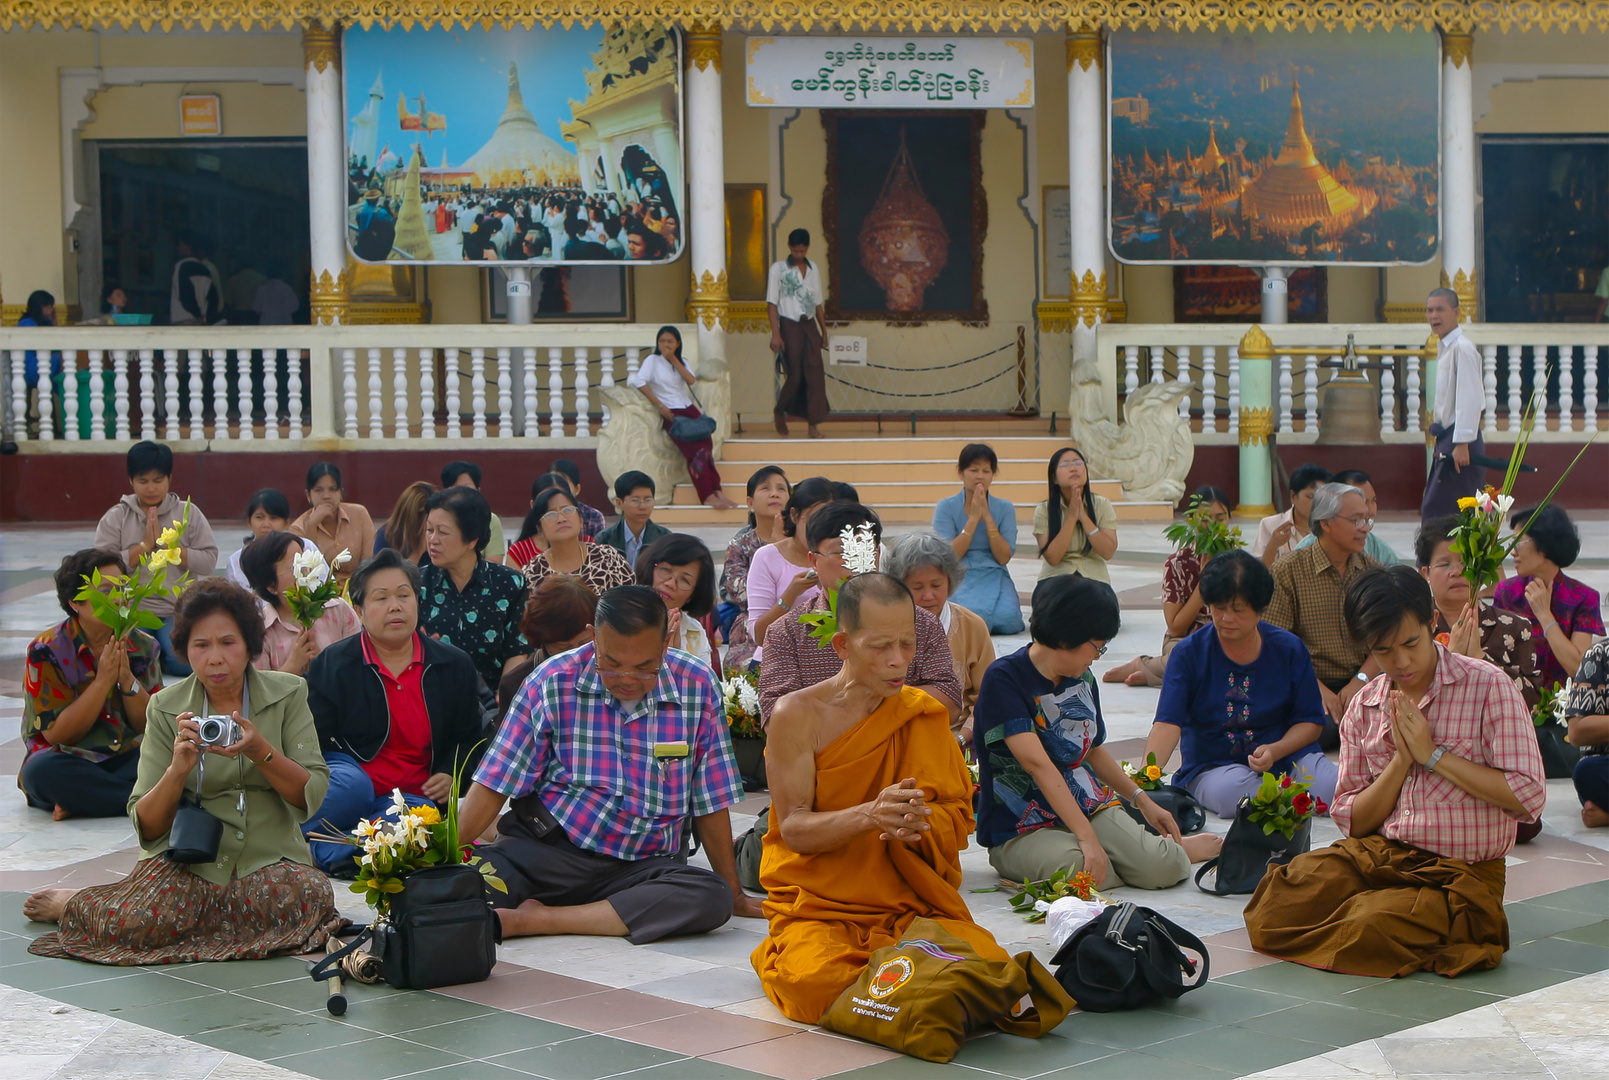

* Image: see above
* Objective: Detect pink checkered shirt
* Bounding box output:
[1332,644,1545,865]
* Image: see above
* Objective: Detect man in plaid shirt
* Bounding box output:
[458,586,763,944]
[1246,566,1545,979]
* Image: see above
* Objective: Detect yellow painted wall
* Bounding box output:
[1478,79,1609,134]
[81,82,306,140]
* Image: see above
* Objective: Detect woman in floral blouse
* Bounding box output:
[719,466,789,673]
[21,549,162,820]
[1492,505,1603,689]
[520,485,633,597]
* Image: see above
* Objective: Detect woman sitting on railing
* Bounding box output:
[932,443,1024,635]
[1034,447,1118,584]
[518,484,634,597]
[374,480,435,564]
[23,578,341,964]
[225,488,316,592]
[290,462,374,583]
[627,325,738,510]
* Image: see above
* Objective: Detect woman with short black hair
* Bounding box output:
[1493,504,1602,687]
[932,443,1023,634]
[636,532,718,673]
[420,486,530,690]
[290,462,375,582]
[1143,549,1337,818]
[226,487,317,591]
[239,531,360,676]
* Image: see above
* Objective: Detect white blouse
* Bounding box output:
[628,352,694,410]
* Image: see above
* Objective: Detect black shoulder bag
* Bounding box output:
[1194,796,1313,896]
[1050,902,1209,1012]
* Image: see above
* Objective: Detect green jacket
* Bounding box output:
[131,667,330,886]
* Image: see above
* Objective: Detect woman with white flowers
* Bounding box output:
[239,532,360,676]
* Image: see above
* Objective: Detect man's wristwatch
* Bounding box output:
[1425,746,1449,773]
[1354,671,1369,683]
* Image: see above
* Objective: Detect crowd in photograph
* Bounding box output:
[14,421,1603,1036]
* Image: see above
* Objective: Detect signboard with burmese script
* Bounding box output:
[745,37,1033,109]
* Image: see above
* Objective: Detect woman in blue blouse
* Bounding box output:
[932,443,1024,634]
[1143,549,1337,818]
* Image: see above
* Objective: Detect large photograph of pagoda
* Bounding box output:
[1107,29,1440,266]
[342,25,683,265]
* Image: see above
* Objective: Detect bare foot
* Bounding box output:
[704,493,738,510]
[1583,802,1609,829]
[774,416,789,437]
[1181,833,1223,864]
[808,425,825,439]
[496,898,554,938]
[1125,671,1151,687]
[23,888,78,923]
[51,805,72,821]
[1102,659,1139,684]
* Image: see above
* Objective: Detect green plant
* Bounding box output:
[1245,771,1325,839]
[989,869,1102,923]
[75,500,192,640]
[1163,496,1244,560]
[1533,683,1566,729]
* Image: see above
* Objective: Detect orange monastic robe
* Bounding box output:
[751,686,1008,1024]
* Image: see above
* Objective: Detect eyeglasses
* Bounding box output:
[1338,515,1376,530]
[622,497,656,508]
[542,506,580,523]
[1092,642,1109,658]
[652,565,699,592]
[596,664,662,682]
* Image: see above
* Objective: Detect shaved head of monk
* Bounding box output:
[832,572,919,698]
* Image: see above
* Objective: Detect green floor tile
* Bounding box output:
[0,934,43,966]
[624,1060,775,1080]
[948,1030,1114,1076]
[270,1033,470,1080]
[1504,936,1609,974]
[394,1013,586,1057]
[191,1010,388,1060]
[236,971,415,1012]
[1053,1008,1216,1051]
[1447,960,1577,998]
[1146,1021,1332,1074]
[1,956,144,993]
[1038,1050,1236,1079]
[486,1033,683,1080]
[836,1055,999,1079]
[1233,999,1409,1047]
[334,989,497,1034]
[1139,981,1292,1025]
[383,1063,535,1080]
[159,955,312,990]
[1554,920,1609,948]
[1523,881,1609,915]
[1217,962,1381,1002]
[47,969,215,1014]
[1336,978,1501,1022]
[114,989,309,1036]
[1502,902,1607,944]
[0,896,49,939]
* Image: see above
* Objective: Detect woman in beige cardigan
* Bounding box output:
[885,532,996,745]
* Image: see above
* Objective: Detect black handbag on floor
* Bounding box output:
[1121,785,1207,836]
[1536,720,1581,780]
[1050,902,1209,1012]
[1194,796,1312,896]
[313,863,499,993]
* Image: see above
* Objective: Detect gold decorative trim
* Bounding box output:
[347,300,430,325]
[1037,298,1125,333]
[1070,268,1108,328]
[1441,31,1473,69]
[301,21,339,73]
[310,268,349,326]
[7,2,1601,35]
[1239,407,1274,447]
[1066,25,1101,73]
[1441,267,1478,320]
[1381,302,1428,324]
[686,268,730,331]
[1238,323,1275,360]
[728,300,771,334]
[1233,503,1277,518]
[684,22,723,72]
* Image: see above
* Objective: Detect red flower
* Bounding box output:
[1280,775,1292,790]
[1314,796,1329,815]
[1292,792,1313,815]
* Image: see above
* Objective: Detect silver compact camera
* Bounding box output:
[196,715,243,747]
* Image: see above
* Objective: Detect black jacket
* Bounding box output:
[305,632,491,781]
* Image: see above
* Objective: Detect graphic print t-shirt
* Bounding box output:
[973,647,1120,848]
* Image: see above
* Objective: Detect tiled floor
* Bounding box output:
[4,520,1609,1079]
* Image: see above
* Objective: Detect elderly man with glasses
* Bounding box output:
[1266,483,1382,749]
[457,585,763,943]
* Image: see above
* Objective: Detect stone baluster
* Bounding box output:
[469,348,488,441]
[210,349,228,440]
[522,348,539,438]
[1584,346,1600,434]
[183,350,201,439]
[1175,345,1191,421]
[1303,355,1319,432]
[548,347,565,438]
[417,348,433,440]
[574,347,591,436]
[366,348,384,439]
[138,349,156,440]
[235,350,254,441]
[1123,346,1139,396]
[161,349,180,440]
[262,350,280,440]
[288,349,305,441]
[87,350,106,440]
[1277,353,1292,433]
[1481,344,1498,437]
[113,351,131,441]
[497,348,514,440]
[1404,348,1421,431]
[60,350,77,441]
[1558,346,1574,432]
[1200,346,1217,432]
[1227,345,1240,438]
[1507,345,1523,430]
[1149,345,1166,386]
[340,348,359,438]
[393,348,410,438]
[2,351,18,444]
[1379,356,1396,435]
[624,347,641,383]
[599,348,617,427]
[443,349,461,438]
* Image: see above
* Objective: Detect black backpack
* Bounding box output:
[1050,902,1209,1012]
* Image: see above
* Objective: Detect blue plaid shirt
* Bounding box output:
[475,642,743,859]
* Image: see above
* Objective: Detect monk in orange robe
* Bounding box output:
[752,573,1008,1024]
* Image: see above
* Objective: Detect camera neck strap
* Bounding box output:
[195,681,252,796]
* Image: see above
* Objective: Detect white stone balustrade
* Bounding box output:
[0,324,693,449]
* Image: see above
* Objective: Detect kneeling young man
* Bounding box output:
[457,586,762,944]
[1245,566,1545,978]
[753,573,1007,1024]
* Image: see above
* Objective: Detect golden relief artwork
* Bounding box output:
[857,129,951,311]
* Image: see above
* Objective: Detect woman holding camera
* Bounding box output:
[25,579,341,964]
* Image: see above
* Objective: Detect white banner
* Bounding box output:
[745,37,1034,109]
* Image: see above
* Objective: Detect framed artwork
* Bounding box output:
[1172,266,1328,322]
[821,110,988,324]
[483,266,632,322]
[725,183,770,301]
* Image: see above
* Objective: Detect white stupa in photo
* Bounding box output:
[463,63,579,189]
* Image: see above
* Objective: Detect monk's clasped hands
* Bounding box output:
[871,776,932,843]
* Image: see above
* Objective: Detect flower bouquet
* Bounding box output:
[1162,496,1243,560]
[1532,682,1582,780]
[284,547,351,629]
[798,524,880,648]
[1245,771,1326,839]
[722,671,764,741]
[1121,752,1166,792]
[75,499,193,640]
[1448,375,1595,595]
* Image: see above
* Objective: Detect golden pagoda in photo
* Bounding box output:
[1241,82,1376,235]
[1193,122,1228,173]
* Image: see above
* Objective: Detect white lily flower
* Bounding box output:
[388,788,410,818]
[1475,490,1494,512]
[1495,493,1515,515]
[333,548,353,569]
[737,681,760,716]
[292,548,330,588]
[839,524,881,577]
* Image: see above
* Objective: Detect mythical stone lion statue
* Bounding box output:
[1068,356,1193,505]
[596,371,731,502]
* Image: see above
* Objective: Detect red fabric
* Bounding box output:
[664,406,722,502]
[358,633,432,796]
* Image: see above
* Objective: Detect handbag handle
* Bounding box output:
[1131,914,1209,1000]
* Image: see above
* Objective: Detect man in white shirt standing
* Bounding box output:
[1421,287,1486,521]
[766,228,830,439]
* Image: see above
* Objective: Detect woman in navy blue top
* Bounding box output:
[1144,549,1337,818]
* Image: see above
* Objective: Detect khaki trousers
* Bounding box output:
[987,805,1190,891]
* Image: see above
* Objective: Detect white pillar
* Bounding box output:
[304,23,348,326]
[684,23,731,451]
[1440,32,1478,318]
[1067,26,1107,380]
[1261,266,1289,325]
